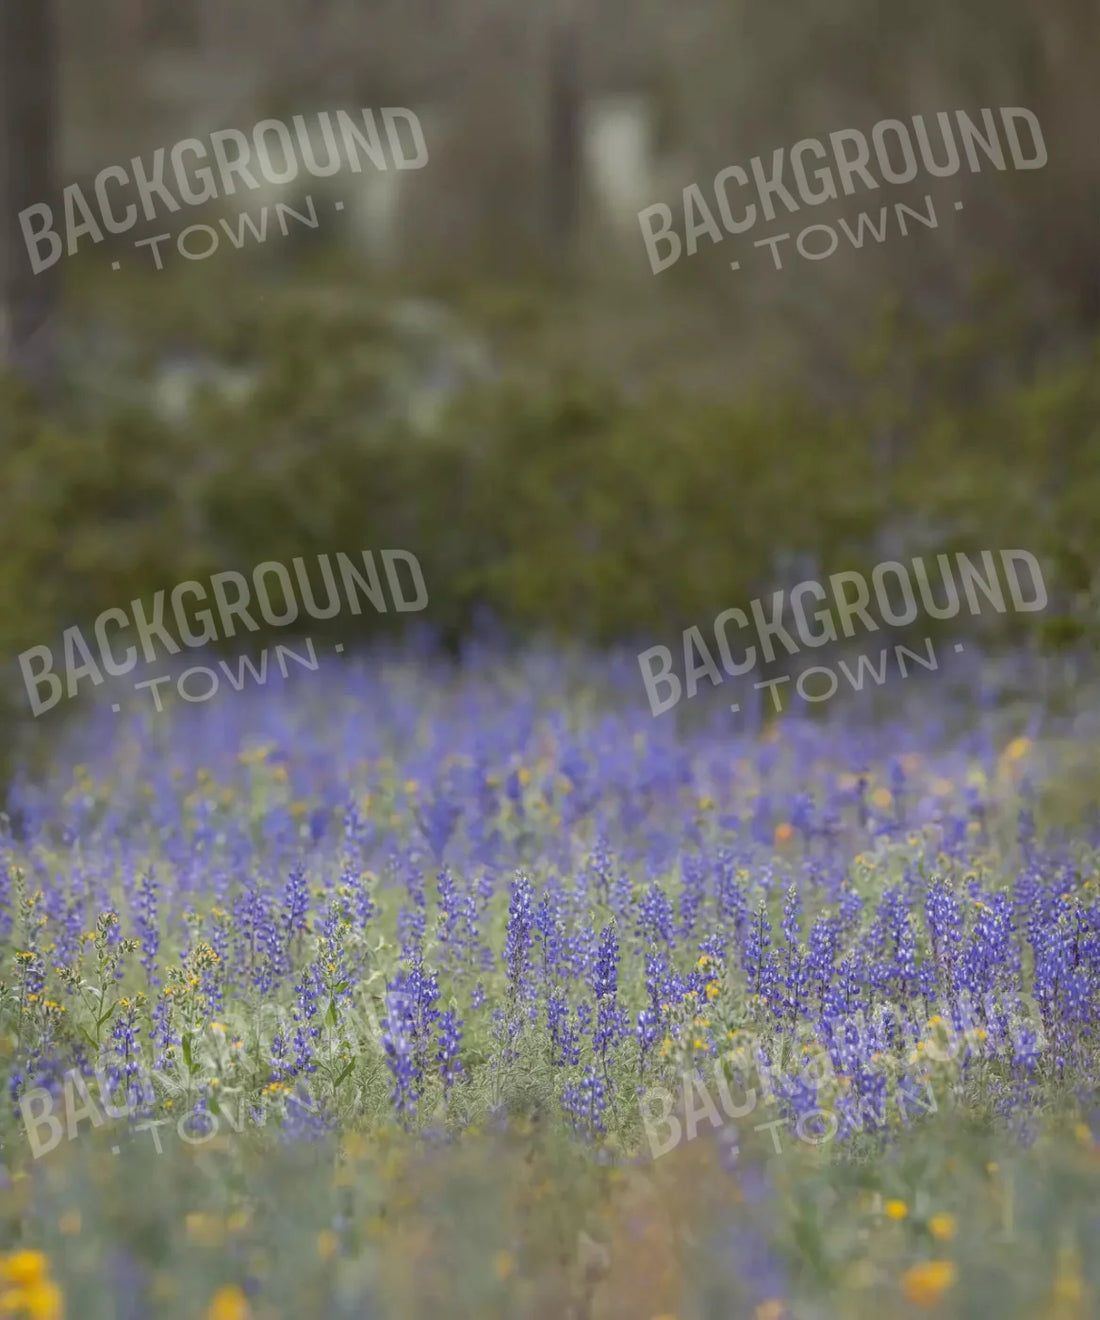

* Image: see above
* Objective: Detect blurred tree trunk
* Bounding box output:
[117,0,146,85]
[0,0,59,395]
[547,8,582,260]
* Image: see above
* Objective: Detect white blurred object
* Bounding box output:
[581,94,656,237]
[344,167,405,267]
[151,351,260,425]
[382,298,497,435]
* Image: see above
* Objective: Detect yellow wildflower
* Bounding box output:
[900,1260,956,1306]
[0,1281,63,1319]
[928,1214,956,1242]
[1,1254,47,1288]
[0,1254,62,1320]
[1004,736,1031,762]
[205,1286,251,1320]
[884,1200,908,1220]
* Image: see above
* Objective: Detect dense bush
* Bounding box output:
[1,275,1098,757]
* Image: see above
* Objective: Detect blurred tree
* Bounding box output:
[547,6,582,260]
[0,0,59,395]
[138,0,199,48]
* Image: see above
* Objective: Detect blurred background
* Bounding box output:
[1,0,1098,776]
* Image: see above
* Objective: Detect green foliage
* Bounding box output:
[1,276,1099,754]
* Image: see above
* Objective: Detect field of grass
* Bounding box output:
[1,643,1099,1319]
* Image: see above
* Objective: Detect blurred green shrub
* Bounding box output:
[0,277,1097,769]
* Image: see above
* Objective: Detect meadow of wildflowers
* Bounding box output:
[2,641,1100,1318]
